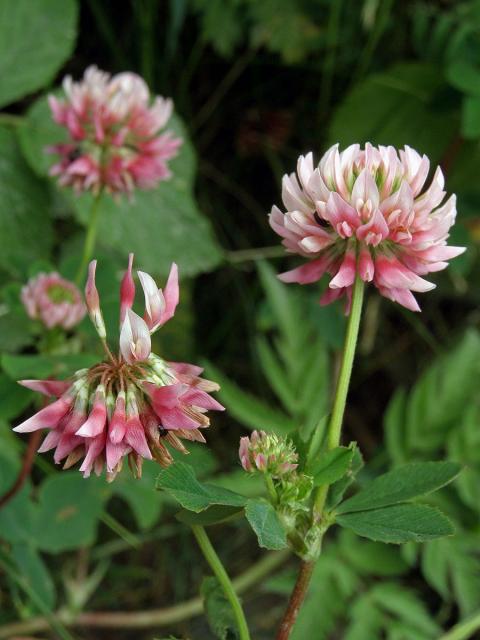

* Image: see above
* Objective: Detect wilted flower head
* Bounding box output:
[48,66,182,195]
[14,255,223,481]
[21,272,86,329]
[270,144,465,311]
[239,430,298,477]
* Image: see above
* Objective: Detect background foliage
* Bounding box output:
[0,0,479,638]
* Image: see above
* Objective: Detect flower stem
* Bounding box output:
[438,611,480,640]
[313,275,364,515]
[275,561,314,640]
[191,525,251,640]
[75,192,103,286]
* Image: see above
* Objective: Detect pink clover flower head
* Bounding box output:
[21,272,86,329]
[239,430,298,478]
[14,256,223,481]
[270,144,466,312]
[48,65,182,195]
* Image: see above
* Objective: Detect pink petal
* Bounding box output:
[181,388,225,411]
[159,263,179,327]
[144,382,184,409]
[14,396,72,433]
[138,270,165,331]
[278,256,332,284]
[329,250,356,289]
[124,417,152,459]
[119,309,151,363]
[19,379,71,397]
[120,253,136,325]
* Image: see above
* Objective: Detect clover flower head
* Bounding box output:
[21,272,86,330]
[239,430,298,478]
[270,143,465,312]
[48,65,182,195]
[14,255,223,481]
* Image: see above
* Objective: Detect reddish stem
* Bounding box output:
[0,431,41,509]
[275,561,314,640]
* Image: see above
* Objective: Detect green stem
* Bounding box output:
[75,193,103,286]
[438,611,480,640]
[314,275,365,515]
[191,525,251,640]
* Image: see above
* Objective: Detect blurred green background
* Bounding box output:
[0,0,479,638]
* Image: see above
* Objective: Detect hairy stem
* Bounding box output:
[0,550,288,638]
[191,524,251,640]
[75,192,103,285]
[0,431,41,509]
[275,561,314,640]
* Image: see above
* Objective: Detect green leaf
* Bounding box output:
[336,504,455,544]
[328,63,457,164]
[201,576,238,640]
[11,543,56,611]
[244,498,287,550]
[2,352,99,380]
[308,446,354,487]
[371,583,441,637]
[327,445,364,509]
[0,372,32,420]
[446,60,480,97]
[462,95,480,139]
[18,88,68,176]
[0,0,78,107]
[339,531,410,577]
[34,473,108,553]
[176,504,243,526]
[337,461,462,514]
[204,362,294,435]
[112,461,163,530]
[0,126,53,277]
[156,462,246,513]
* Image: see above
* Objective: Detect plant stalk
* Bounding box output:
[275,561,314,640]
[75,192,103,285]
[191,524,251,640]
[313,275,365,515]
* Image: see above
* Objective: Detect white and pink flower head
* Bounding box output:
[48,66,182,195]
[21,272,86,330]
[269,143,465,312]
[14,255,224,481]
[239,430,298,478]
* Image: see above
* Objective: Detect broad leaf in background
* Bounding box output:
[156,462,246,512]
[0,127,53,277]
[201,576,239,640]
[0,372,32,421]
[328,63,457,164]
[337,462,461,514]
[245,498,288,550]
[11,543,56,612]
[33,473,108,553]
[0,0,78,108]
[18,96,222,277]
[2,353,99,380]
[337,504,455,544]
[0,453,37,545]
